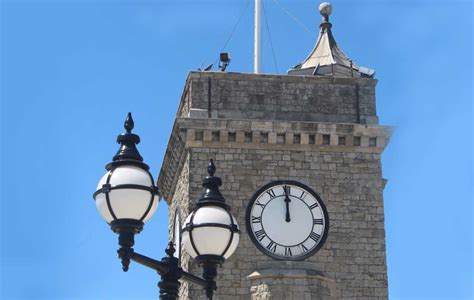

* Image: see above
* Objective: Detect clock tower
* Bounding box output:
[158,2,391,299]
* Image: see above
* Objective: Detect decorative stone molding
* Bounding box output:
[179,118,391,151]
[157,117,392,202]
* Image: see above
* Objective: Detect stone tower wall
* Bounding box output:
[159,72,391,299]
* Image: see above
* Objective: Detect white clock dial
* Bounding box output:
[246,181,329,260]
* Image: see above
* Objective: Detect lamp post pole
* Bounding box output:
[93,113,240,300]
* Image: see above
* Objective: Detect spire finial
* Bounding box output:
[124,112,134,134]
[319,2,333,22]
[207,159,216,177]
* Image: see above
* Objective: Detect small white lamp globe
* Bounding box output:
[182,205,239,259]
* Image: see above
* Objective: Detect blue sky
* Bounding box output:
[1,0,472,299]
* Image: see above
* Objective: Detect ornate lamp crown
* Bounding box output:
[107,112,149,170]
[196,159,229,209]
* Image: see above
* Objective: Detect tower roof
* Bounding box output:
[288,2,375,78]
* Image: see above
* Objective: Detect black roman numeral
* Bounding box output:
[266,241,277,252]
[300,244,309,253]
[255,200,265,208]
[299,191,307,199]
[283,185,291,195]
[285,247,293,256]
[255,230,266,241]
[252,216,262,224]
[266,189,276,199]
[313,218,323,225]
[309,232,321,242]
[309,203,319,210]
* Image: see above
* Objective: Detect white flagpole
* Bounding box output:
[254,0,262,73]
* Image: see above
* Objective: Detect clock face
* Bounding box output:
[246,180,329,260]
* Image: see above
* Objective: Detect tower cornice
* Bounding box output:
[157,117,392,203]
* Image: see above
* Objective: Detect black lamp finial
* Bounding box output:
[196,159,228,209]
[124,112,134,133]
[106,112,149,170]
[208,159,216,177]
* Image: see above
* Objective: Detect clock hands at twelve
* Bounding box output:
[284,185,291,222]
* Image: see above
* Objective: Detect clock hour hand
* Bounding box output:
[284,186,291,222]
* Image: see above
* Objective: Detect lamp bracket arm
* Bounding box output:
[132,252,214,296]
[129,252,211,289]
[129,251,170,275]
[181,270,209,288]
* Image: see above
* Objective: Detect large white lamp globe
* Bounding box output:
[94,165,158,224]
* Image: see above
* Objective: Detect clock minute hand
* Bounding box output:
[284,186,291,222]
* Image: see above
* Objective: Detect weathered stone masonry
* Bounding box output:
[158,72,391,299]
[177,72,378,125]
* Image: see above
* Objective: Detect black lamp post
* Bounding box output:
[93,113,240,300]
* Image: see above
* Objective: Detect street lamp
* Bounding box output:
[93,113,240,300]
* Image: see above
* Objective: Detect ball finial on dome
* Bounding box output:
[319,2,333,17]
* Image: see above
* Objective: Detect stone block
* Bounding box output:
[346,135,354,147]
[361,136,370,147]
[301,133,309,145]
[268,132,277,144]
[377,137,386,148]
[252,131,261,144]
[285,133,294,144]
[186,129,195,141]
[220,130,229,142]
[203,130,212,142]
[236,131,245,143]
[315,133,323,145]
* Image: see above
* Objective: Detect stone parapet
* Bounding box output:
[177,71,379,125]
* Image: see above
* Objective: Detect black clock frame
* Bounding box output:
[245,180,330,261]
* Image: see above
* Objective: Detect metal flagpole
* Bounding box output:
[254,0,262,73]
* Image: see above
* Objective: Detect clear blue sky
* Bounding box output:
[1,0,472,299]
